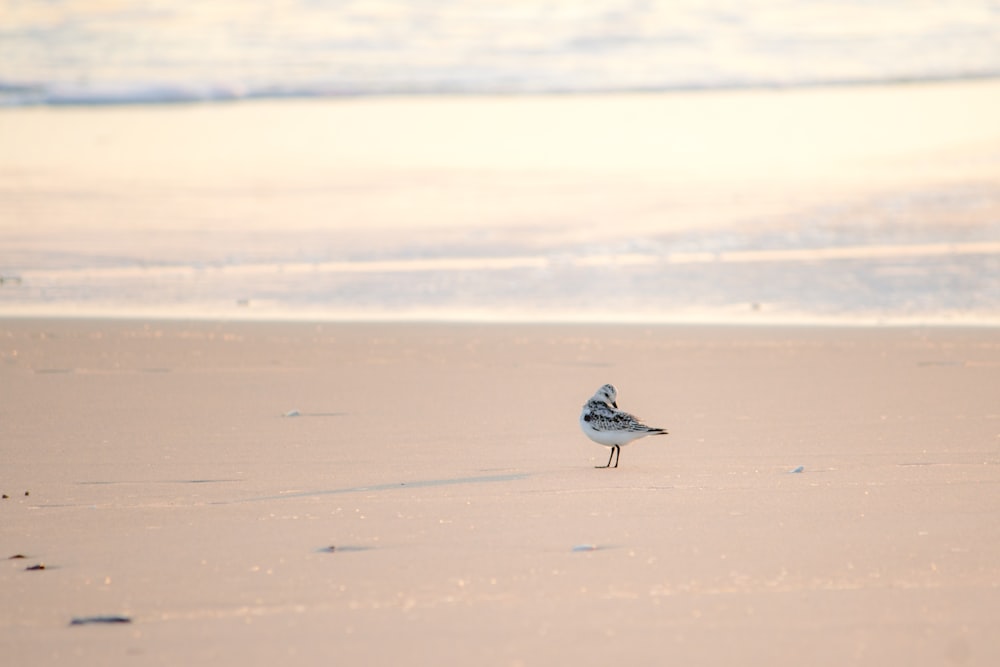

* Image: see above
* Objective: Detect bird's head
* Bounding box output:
[593,383,618,408]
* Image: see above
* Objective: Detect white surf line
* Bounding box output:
[681,241,1000,264]
[16,255,549,280]
[14,241,1000,280]
[257,256,550,273]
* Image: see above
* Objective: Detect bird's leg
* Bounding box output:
[612,445,620,468]
[596,447,615,469]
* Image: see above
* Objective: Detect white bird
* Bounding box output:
[579,383,668,468]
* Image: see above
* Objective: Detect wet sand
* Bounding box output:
[2,319,999,665]
[2,80,1000,323]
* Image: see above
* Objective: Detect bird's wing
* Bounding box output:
[587,403,655,433]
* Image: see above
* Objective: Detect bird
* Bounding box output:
[579,383,668,468]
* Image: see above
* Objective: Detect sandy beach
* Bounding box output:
[2,319,999,665]
[4,5,1000,663]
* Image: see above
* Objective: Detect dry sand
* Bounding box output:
[2,319,999,665]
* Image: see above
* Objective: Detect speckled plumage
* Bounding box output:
[580,383,668,468]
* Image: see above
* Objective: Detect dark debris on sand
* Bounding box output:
[70,615,132,626]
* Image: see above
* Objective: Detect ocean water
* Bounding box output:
[3,0,1000,106]
[2,1,1000,324]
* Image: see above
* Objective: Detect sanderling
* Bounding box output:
[580,384,668,468]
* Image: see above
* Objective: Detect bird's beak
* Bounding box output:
[612,401,618,409]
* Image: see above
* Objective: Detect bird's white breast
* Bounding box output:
[580,410,629,446]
